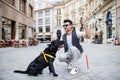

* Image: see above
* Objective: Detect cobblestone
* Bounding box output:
[0,43,120,80]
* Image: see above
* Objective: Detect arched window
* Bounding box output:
[106,11,112,38]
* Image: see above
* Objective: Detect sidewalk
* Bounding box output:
[0,43,120,80]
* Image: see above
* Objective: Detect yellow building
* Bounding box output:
[87,0,116,44]
[53,1,65,39]
[53,0,87,39]
[53,0,120,44]
[0,0,34,40]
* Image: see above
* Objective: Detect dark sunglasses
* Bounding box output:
[63,24,71,27]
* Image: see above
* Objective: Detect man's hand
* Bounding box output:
[57,48,60,51]
[80,19,86,27]
[80,19,91,39]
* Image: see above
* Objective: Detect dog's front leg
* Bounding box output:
[49,59,58,77]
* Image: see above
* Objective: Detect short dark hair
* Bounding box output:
[64,19,73,25]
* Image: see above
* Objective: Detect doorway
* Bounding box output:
[106,11,112,38]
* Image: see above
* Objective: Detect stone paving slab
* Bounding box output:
[0,43,120,80]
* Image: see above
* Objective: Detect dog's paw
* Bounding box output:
[53,73,58,77]
[33,74,38,76]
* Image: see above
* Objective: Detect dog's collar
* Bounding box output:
[41,52,55,63]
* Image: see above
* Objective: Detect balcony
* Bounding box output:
[101,0,112,7]
[64,13,69,17]
[55,15,62,18]
[78,7,85,11]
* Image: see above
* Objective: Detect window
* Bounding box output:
[34,13,36,18]
[5,0,14,5]
[34,20,36,26]
[38,12,43,17]
[29,4,33,17]
[45,17,50,24]
[38,26,43,32]
[57,9,61,15]
[19,0,26,13]
[34,4,37,10]
[45,26,50,32]
[72,2,76,10]
[38,18,43,25]
[19,23,26,39]
[39,4,42,9]
[45,10,50,16]
[66,6,69,13]
[2,17,12,40]
[57,19,61,26]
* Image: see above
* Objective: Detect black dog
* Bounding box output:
[14,39,64,77]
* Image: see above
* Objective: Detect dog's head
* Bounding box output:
[44,40,64,54]
[50,40,64,51]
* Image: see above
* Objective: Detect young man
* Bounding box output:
[59,19,90,74]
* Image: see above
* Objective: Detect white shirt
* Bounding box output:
[66,30,85,49]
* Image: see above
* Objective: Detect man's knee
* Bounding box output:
[69,46,81,59]
[59,54,70,63]
[59,55,66,62]
[59,56,63,62]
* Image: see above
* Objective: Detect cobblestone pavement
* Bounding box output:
[0,43,120,80]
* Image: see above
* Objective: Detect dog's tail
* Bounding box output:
[14,70,27,74]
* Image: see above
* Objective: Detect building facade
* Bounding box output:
[53,0,120,44]
[53,0,87,39]
[53,1,65,39]
[34,0,53,42]
[116,0,120,43]
[87,0,117,44]
[33,0,120,44]
[0,0,34,41]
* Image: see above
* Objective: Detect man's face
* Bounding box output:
[63,22,72,32]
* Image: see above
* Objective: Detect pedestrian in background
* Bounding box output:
[56,29,62,40]
[59,19,90,74]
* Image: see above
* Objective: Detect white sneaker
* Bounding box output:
[70,68,78,75]
[67,63,73,70]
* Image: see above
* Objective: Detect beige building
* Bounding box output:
[87,0,117,44]
[53,0,87,39]
[116,0,120,43]
[34,0,53,42]
[53,1,65,39]
[53,0,120,44]
[0,0,34,40]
